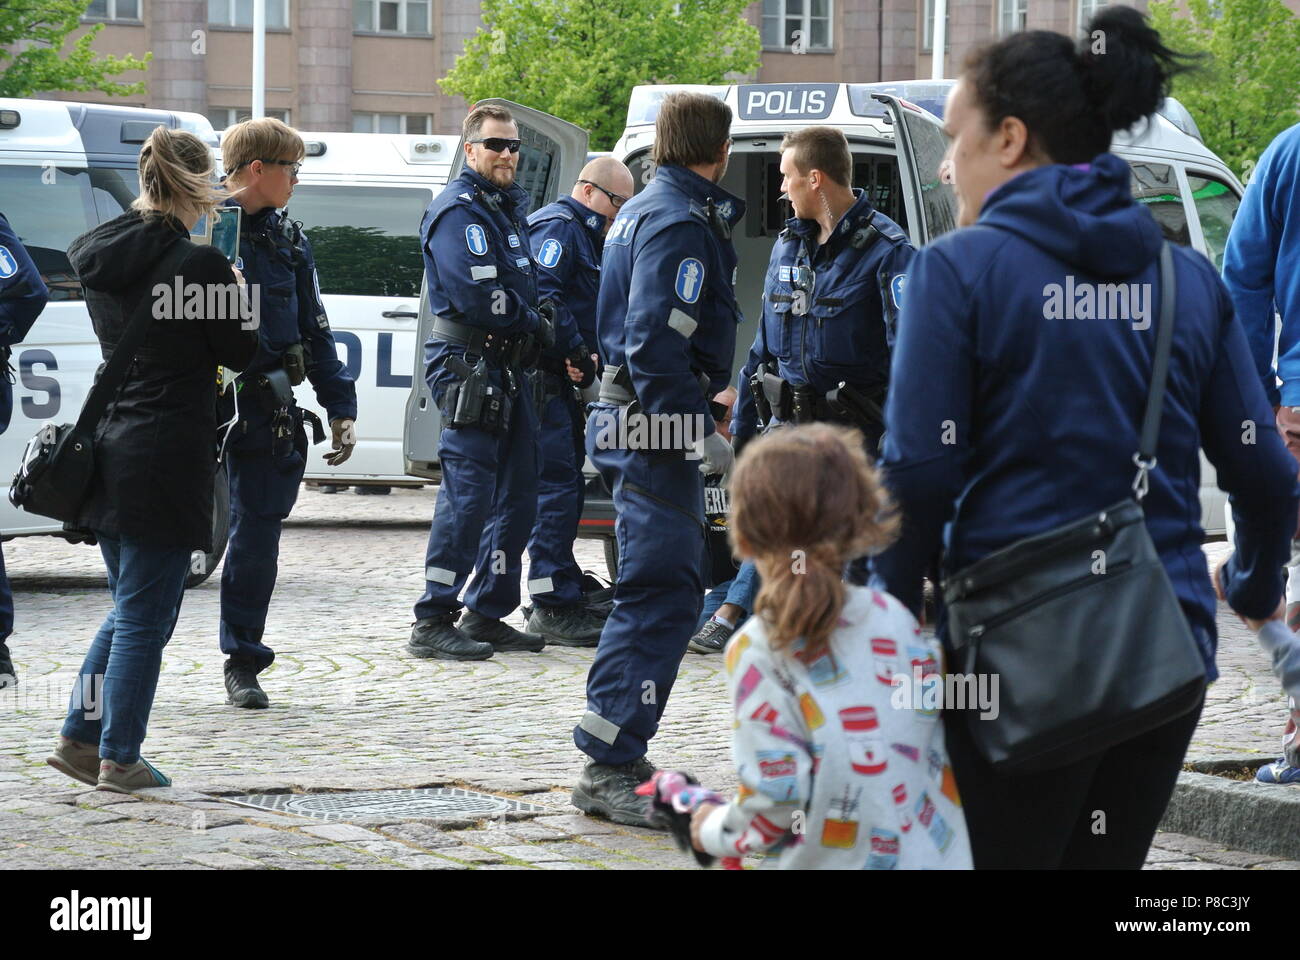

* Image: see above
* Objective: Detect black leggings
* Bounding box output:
[944,695,1204,869]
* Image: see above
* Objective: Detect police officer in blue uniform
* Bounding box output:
[572,93,743,824]
[733,126,913,459]
[219,119,358,708]
[0,213,50,688]
[408,103,557,660]
[523,158,635,646]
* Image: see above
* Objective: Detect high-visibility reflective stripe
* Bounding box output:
[425,566,456,585]
[528,577,554,595]
[579,711,621,746]
[470,265,498,281]
[667,307,697,339]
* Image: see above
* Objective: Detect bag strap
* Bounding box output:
[73,239,192,434]
[1132,242,1176,502]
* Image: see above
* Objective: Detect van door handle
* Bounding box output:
[382,310,418,319]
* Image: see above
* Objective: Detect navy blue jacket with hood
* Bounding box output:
[869,153,1300,681]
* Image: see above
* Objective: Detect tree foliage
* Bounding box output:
[1148,0,1300,180]
[0,0,149,99]
[441,0,760,151]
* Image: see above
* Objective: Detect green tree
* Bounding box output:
[0,0,149,98]
[441,0,760,151]
[1148,0,1300,180]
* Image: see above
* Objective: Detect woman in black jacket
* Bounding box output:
[47,126,257,792]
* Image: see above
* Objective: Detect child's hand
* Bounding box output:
[689,800,724,852]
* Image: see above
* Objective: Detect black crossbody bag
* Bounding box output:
[941,243,1207,773]
[9,244,188,524]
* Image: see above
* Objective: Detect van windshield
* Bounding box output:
[0,165,101,301]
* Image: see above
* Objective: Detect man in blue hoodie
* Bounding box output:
[1222,121,1300,784]
[0,213,50,688]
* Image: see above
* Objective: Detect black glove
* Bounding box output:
[536,300,558,351]
[568,346,597,389]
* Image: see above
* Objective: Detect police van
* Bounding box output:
[567,81,1245,573]
[0,96,589,584]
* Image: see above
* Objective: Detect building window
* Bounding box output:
[208,0,289,29]
[998,0,1027,35]
[353,0,431,35]
[208,107,290,130]
[760,0,832,52]
[1078,0,1106,30]
[84,0,141,20]
[352,112,430,134]
[923,0,951,51]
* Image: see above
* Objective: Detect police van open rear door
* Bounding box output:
[872,94,958,247]
[403,101,588,479]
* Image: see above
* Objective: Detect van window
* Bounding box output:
[1186,173,1238,270]
[88,167,141,222]
[0,165,99,301]
[1129,162,1189,247]
[758,155,910,236]
[288,185,433,298]
[896,107,958,240]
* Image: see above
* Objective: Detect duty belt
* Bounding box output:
[598,365,726,418]
[431,314,516,358]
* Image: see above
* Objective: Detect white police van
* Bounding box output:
[573,81,1246,572]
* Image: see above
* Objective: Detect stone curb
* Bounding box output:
[1159,757,1300,860]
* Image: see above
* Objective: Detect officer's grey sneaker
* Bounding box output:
[459,610,546,653]
[572,756,668,829]
[527,604,604,647]
[688,617,735,655]
[223,656,270,709]
[408,615,494,661]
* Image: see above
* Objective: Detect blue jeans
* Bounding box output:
[697,560,760,630]
[61,534,190,765]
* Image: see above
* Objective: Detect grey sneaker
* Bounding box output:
[572,756,668,829]
[688,617,735,655]
[460,610,545,653]
[96,757,171,793]
[46,737,100,787]
[527,604,605,647]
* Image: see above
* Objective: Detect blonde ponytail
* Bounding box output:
[131,126,225,225]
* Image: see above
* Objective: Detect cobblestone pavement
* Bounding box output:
[0,487,1295,870]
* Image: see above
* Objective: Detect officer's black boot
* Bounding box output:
[458,610,546,653]
[526,604,605,647]
[223,656,269,709]
[0,642,16,689]
[408,614,494,661]
[572,756,668,829]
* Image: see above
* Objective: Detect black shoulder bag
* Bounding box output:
[941,243,1207,773]
[9,244,187,524]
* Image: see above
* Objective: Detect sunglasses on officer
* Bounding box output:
[234,158,302,176]
[468,137,523,154]
[578,179,629,209]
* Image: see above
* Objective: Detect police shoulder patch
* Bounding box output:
[891,273,907,309]
[538,238,564,269]
[675,258,705,305]
[507,233,521,248]
[0,246,16,280]
[465,223,489,256]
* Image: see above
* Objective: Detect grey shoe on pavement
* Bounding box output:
[96,757,171,793]
[572,756,668,829]
[688,617,735,655]
[459,610,546,652]
[46,737,101,787]
[408,615,494,661]
[527,604,605,647]
[224,656,270,709]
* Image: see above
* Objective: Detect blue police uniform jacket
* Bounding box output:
[0,212,50,430]
[733,190,912,440]
[420,167,541,399]
[0,212,50,348]
[528,194,605,362]
[597,164,745,423]
[229,201,358,423]
[868,153,1300,681]
[1222,121,1300,407]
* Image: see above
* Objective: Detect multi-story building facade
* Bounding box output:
[24,0,1300,135]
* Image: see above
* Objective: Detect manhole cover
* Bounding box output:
[224,788,550,822]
